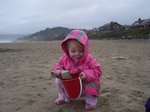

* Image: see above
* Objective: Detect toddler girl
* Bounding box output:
[52,29,102,110]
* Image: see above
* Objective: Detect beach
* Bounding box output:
[0,40,150,112]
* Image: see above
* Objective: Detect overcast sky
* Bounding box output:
[0,0,150,34]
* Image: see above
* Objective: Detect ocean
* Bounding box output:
[0,34,24,43]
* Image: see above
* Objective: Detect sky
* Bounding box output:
[0,0,150,35]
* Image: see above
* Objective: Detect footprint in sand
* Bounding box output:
[27,99,36,105]
[0,81,4,86]
[112,56,127,61]
[131,90,144,98]
[37,93,43,97]
[15,107,21,111]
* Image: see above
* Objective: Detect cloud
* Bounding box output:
[0,0,150,34]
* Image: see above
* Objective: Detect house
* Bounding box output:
[93,28,99,32]
[131,18,150,29]
[98,21,123,32]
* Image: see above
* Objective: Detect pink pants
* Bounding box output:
[55,78,97,106]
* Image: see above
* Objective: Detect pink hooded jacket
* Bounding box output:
[53,30,102,96]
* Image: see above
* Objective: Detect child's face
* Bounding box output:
[68,41,84,61]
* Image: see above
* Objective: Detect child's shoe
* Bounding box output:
[55,98,66,105]
[85,103,96,110]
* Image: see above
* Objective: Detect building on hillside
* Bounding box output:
[93,28,99,32]
[131,18,150,29]
[98,21,123,32]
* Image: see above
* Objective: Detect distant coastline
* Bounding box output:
[0,34,25,43]
[0,40,25,43]
[0,40,13,43]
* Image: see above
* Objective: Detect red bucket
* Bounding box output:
[62,77,82,99]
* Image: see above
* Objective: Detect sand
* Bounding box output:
[0,40,150,112]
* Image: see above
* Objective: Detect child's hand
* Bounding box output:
[55,70,61,78]
[79,72,86,80]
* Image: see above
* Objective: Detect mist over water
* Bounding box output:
[0,34,23,43]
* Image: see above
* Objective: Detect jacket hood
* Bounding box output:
[61,29,89,64]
